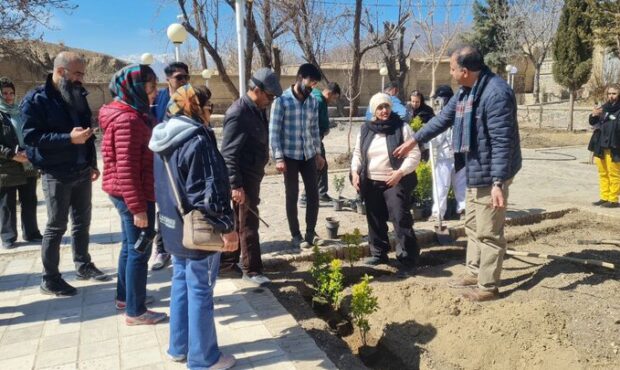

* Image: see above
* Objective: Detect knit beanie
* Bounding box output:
[368,93,392,120]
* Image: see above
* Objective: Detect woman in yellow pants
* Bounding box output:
[588,84,620,208]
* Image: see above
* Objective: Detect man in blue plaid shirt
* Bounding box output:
[270,63,326,249]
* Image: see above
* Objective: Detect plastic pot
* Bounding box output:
[325,217,340,239]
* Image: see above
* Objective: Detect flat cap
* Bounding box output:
[250,68,283,97]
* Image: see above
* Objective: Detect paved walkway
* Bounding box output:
[0,244,335,370]
[0,162,336,369]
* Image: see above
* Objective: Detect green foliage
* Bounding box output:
[341,228,363,267]
[461,0,510,71]
[310,246,344,309]
[588,0,620,59]
[333,175,345,196]
[351,274,379,345]
[413,161,432,204]
[409,115,424,132]
[325,259,344,309]
[552,0,594,91]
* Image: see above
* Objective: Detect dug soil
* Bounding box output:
[266,210,620,369]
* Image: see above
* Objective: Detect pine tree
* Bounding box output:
[552,0,594,131]
[588,0,620,59]
[462,0,510,72]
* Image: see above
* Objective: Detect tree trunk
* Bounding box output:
[430,64,438,98]
[350,0,362,117]
[192,0,208,69]
[533,63,542,104]
[568,89,575,131]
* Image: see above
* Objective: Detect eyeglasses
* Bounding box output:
[172,74,189,82]
[377,104,391,111]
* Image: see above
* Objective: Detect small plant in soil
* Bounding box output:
[351,274,379,346]
[333,174,345,199]
[341,228,363,267]
[412,161,432,206]
[310,246,345,310]
[310,245,333,306]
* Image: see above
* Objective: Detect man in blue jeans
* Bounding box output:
[21,51,110,297]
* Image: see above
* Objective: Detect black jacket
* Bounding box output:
[588,104,620,162]
[0,112,27,187]
[20,74,97,175]
[220,95,269,189]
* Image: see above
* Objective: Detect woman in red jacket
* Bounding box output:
[99,64,167,325]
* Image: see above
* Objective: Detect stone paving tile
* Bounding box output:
[77,354,120,370]
[0,338,39,360]
[120,347,162,369]
[78,338,119,361]
[0,354,36,370]
[35,346,79,368]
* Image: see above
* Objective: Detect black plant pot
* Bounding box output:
[325,217,340,239]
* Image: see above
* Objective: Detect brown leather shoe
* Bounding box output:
[462,288,500,302]
[447,274,478,288]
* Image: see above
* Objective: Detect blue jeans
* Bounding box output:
[169,253,222,369]
[110,196,155,317]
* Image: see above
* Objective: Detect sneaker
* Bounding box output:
[1,242,16,249]
[602,201,619,208]
[115,295,155,310]
[209,354,236,370]
[461,287,500,302]
[167,352,186,363]
[125,310,168,326]
[242,274,271,286]
[305,232,326,247]
[364,256,389,266]
[218,264,243,279]
[24,233,43,243]
[447,273,478,288]
[319,194,333,203]
[152,252,171,271]
[76,262,111,281]
[40,278,77,297]
[592,199,608,206]
[291,235,304,249]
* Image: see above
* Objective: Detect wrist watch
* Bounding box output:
[493,181,503,189]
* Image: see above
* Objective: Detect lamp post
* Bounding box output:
[505,64,518,89]
[140,53,154,65]
[201,69,213,87]
[379,66,388,90]
[167,23,188,62]
[235,0,246,97]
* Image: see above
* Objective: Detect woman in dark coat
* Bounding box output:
[589,83,620,208]
[0,77,42,249]
[351,92,421,267]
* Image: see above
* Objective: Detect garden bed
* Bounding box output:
[265,210,620,369]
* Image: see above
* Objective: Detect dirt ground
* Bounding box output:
[265,210,620,370]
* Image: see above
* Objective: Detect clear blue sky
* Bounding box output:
[43,0,473,61]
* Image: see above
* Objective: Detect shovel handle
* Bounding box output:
[506,250,617,270]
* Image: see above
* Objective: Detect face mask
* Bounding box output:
[295,80,312,98]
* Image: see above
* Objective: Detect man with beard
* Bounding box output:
[269,63,326,249]
[21,51,109,297]
[219,68,282,285]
